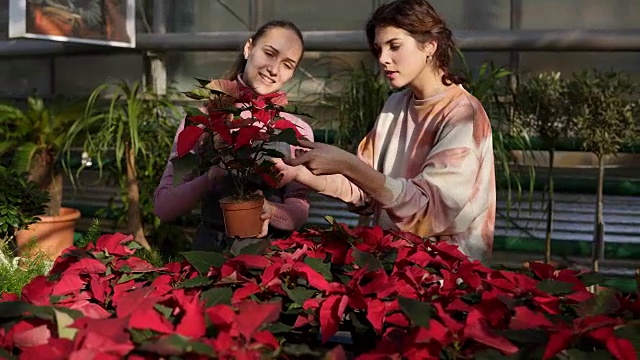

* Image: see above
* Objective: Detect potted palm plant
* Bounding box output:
[67,81,181,250]
[0,96,85,259]
[173,79,307,238]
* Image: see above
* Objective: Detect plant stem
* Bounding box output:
[125,142,150,250]
[545,147,555,264]
[592,155,605,273]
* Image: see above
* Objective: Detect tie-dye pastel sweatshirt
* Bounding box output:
[320,85,496,262]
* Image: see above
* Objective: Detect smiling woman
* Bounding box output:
[224,21,304,95]
[153,20,315,253]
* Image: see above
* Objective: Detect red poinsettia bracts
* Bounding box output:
[172,78,310,198]
[1,222,638,359]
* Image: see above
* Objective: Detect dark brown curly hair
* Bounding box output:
[365,0,464,86]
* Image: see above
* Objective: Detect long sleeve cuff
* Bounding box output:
[370,176,404,208]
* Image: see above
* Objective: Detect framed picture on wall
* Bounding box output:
[8,0,136,48]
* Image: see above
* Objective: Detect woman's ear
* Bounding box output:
[243,38,253,60]
[424,39,438,57]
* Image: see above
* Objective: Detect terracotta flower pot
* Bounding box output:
[16,207,81,261]
[219,195,264,238]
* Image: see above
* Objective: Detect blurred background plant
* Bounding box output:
[0,165,52,296]
[513,72,578,263]
[571,69,640,272]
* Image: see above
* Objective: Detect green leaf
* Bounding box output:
[193,77,211,86]
[171,153,200,187]
[535,279,576,295]
[461,293,482,303]
[281,105,317,120]
[182,88,211,100]
[0,302,46,319]
[577,288,620,317]
[615,324,640,358]
[577,271,608,287]
[117,273,144,284]
[127,241,144,250]
[183,105,206,117]
[473,349,520,360]
[0,303,82,323]
[12,142,39,173]
[0,348,16,360]
[380,249,398,272]
[201,287,233,307]
[282,343,322,357]
[180,251,226,274]
[270,127,300,145]
[350,310,373,335]
[130,328,160,344]
[565,349,613,360]
[234,238,271,256]
[564,349,590,360]
[283,285,317,305]
[139,334,215,356]
[177,275,213,289]
[49,295,69,304]
[304,257,332,281]
[498,329,547,344]
[352,248,383,272]
[154,304,173,319]
[265,322,292,334]
[54,309,78,340]
[398,297,431,328]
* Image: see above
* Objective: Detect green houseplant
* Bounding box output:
[331,62,391,154]
[513,72,578,264]
[571,70,639,272]
[0,165,52,295]
[68,81,181,250]
[457,56,537,241]
[0,96,86,259]
[0,166,49,244]
[0,97,85,215]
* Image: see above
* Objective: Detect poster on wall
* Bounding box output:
[8,0,136,48]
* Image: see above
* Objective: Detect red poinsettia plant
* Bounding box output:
[173,78,309,200]
[1,221,638,359]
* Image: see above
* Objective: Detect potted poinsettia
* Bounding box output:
[172,78,307,238]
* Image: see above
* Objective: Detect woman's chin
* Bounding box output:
[388,78,407,89]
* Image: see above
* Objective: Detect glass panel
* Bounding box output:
[519,52,640,76]
[54,54,144,96]
[0,0,7,39]
[0,58,52,97]
[521,0,640,30]
[166,0,251,32]
[262,0,375,31]
[379,0,511,30]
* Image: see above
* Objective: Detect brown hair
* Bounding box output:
[365,0,464,86]
[224,20,305,81]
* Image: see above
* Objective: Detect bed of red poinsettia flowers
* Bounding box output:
[1,220,638,359]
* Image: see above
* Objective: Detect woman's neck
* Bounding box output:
[409,66,449,100]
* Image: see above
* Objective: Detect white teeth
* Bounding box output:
[260,73,274,83]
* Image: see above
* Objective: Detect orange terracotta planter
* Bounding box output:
[16,207,81,261]
[219,196,264,238]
